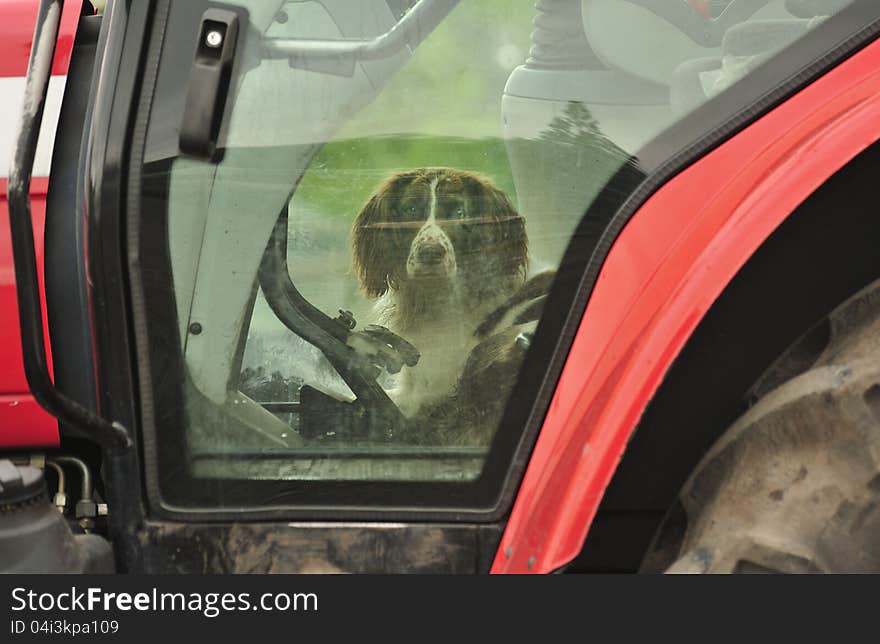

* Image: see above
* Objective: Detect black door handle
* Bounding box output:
[179,8,239,160]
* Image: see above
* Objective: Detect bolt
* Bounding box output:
[505,546,513,559]
[337,310,356,330]
[189,322,202,335]
[515,332,532,351]
[205,29,223,48]
[527,556,536,570]
[76,499,98,533]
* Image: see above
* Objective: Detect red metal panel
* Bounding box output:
[0,1,84,448]
[0,178,57,448]
[493,37,880,573]
[0,0,84,78]
[0,396,57,447]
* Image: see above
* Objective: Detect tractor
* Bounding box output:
[1,0,879,573]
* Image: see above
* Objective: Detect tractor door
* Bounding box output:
[52,0,877,572]
[87,0,596,572]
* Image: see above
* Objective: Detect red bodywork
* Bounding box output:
[0,0,81,449]
[493,37,880,573]
[0,0,78,77]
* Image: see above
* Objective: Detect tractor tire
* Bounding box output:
[642,278,880,573]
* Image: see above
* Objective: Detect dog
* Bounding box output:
[351,168,530,423]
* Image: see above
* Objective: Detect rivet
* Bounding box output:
[189,322,203,335]
[205,30,223,48]
[527,556,536,569]
[505,546,513,559]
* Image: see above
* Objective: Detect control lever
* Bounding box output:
[347,325,420,375]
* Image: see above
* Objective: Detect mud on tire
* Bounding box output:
[642,279,880,573]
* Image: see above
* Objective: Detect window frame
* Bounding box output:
[120,0,880,521]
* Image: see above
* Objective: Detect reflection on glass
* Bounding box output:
[157,0,852,482]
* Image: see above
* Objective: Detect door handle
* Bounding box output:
[179,8,239,160]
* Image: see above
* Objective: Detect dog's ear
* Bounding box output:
[351,180,400,298]
[485,183,529,279]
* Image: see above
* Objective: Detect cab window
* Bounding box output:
[135,0,858,512]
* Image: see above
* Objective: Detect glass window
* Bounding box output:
[135,0,863,511]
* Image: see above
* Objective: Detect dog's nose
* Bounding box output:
[417,243,446,264]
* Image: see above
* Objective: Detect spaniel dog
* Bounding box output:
[351,168,532,425]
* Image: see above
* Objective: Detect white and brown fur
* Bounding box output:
[351,168,529,420]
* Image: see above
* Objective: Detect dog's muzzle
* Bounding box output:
[416,242,446,264]
[406,224,457,278]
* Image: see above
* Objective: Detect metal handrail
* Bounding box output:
[7,0,130,449]
[261,0,459,74]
